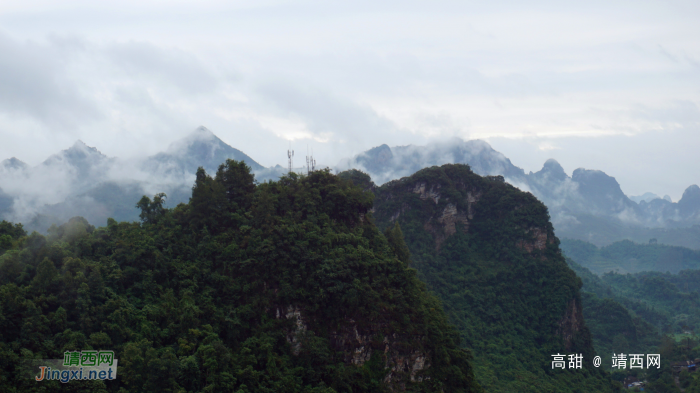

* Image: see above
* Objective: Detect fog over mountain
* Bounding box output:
[2,127,699,248]
[0,127,283,231]
[629,192,673,204]
[1,1,699,205]
[339,139,700,247]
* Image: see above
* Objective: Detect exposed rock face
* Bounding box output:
[557,298,584,351]
[466,191,480,220]
[405,181,481,250]
[412,182,441,204]
[276,307,431,387]
[371,164,601,390]
[438,203,468,237]
[516,227,552,253]
[277,306,307,355]
[331,320,430,383]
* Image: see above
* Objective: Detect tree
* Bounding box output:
[190,167,226,230]
[384,222,411,266]
[214,159,255,211]
[136,193,168,224]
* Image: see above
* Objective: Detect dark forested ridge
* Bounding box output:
[561,238,700,275]
[356,165,619,392]
[0,161,482,392]
[565,250,700,391]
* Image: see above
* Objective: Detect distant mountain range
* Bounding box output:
[338,138,700,247]
[0,127,284,232]
[1,129,698,248]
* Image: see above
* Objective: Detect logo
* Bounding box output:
[33,350,118,383]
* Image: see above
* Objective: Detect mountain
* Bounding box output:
[339,140,700,248]
[564,259,661,370]
[678,184,700,219]
[358,164,618,392]
[564,252,700,390]
[337,138,525,186]
[141,126,264,178]
[0,127,279,232]
[40,140,117,194]
[570,169,640,217]
[0,165,483,392]
[41,140,112,171]
[0,157,28,172]
[3,131,698,246]
[629,192,664,204]
[0,187,12,215]
[560,238,700,275]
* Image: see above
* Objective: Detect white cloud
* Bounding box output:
[0,0,698,200]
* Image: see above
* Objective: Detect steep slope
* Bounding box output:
[40,140,117,194]
[564,259,661,370]
[0,157,28,172]
[364,164,618,392]
[141,126,264,177]
[0,162,481,392]
[337,138,525,186]
[0,127,280,231]
[678,185,700,221]
[0,187,12,215]
[564,254,700,390]
[339,141,700,248]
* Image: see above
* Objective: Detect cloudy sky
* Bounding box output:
[0,0,698,200]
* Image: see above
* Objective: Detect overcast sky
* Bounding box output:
[0,0,698,200]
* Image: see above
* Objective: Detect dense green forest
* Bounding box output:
[565,246,700,391]
[11,160,699,392]
[0,161,482,392]
[561,238,700,275]
[563,240,700,338]
[354,165,620,392]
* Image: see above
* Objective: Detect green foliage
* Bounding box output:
[0,220,25,254]
[135,193,168,225]
[565,242,700,337]
[566,244,700,389]
[0,162,481,392]
[369,164,620,392]
[561,238,700,275]
[336,169,376,192]
[384,223,411,266]
[0,220,26,239]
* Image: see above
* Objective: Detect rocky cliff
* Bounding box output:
[0,163,484,392]
[360,164,615,392]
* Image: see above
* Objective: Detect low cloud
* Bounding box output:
[0,32,100,127]
[0,0,699,218]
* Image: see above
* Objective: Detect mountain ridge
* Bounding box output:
[357,164,618,392]
[2,131,699,247]
[0,127,272,231]
[339,141,700,247]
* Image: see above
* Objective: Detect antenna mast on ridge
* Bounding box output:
[311,148,316,172]
[288,144,294,174]
[306,146,316,174]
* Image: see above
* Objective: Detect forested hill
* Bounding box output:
[565,258,700,390]
[350,165,620,392]
[560,238,700,275]
[0,161,482,392]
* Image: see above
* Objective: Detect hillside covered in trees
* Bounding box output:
[566,256,700,391]
[561,238,700,275]
[345,165,620,392]
[0,160,482,392]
